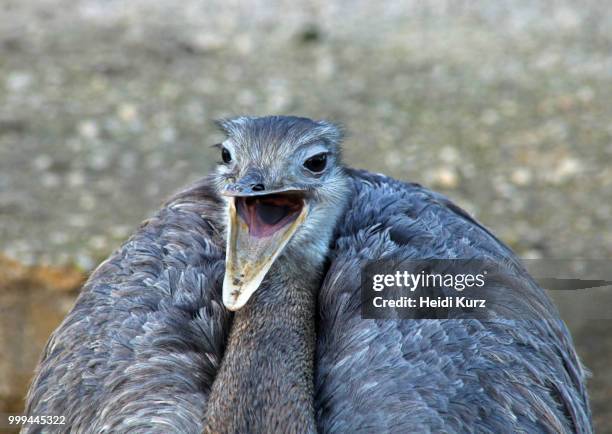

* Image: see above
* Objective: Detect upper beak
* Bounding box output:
[222,185,308,311]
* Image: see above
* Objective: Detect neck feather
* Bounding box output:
[204,253,322,433]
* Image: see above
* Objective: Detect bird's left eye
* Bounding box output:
[222,147,232,164]
[303,153,327,173]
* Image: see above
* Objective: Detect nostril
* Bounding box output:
[251,183,265,192]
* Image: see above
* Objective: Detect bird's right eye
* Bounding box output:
[222,147,232,164]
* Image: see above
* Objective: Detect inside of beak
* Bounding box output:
[223,193,308,311]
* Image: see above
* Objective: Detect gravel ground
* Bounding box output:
[0,0,610,431]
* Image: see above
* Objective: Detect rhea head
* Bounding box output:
[212,116,350,311]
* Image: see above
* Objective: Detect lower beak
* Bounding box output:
[222,197,308,311]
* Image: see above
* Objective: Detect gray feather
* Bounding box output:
[24,125,591,433]
[315,169,592,434]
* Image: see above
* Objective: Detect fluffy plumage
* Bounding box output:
[315,169,591,433]
[24,123,591,433]
[24,180,230,433]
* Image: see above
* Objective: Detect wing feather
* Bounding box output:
[24,177,230,434]
[315,169,592,433]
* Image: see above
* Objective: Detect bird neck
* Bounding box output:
[204,252,321,433]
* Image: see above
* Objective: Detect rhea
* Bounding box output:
[25,116,592,433]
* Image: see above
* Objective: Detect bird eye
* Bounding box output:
[221,147,232,164]
[303,153,327,173]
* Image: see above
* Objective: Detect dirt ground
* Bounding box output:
[0,0,610,431]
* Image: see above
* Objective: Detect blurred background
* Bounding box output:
[0,0,610,432]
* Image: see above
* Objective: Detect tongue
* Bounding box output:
[256,202,289,226]
[236,195,303,238]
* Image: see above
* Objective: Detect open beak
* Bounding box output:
[222,190,308,311]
